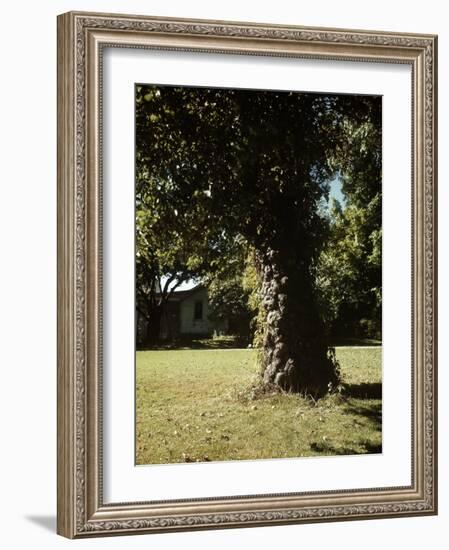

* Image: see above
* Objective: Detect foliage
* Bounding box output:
[202,236,253,340]
[136,87,241,342]
[241,248,265,348]
[136,86,342,252]
[318,200,381,338]
[317,99,382,339]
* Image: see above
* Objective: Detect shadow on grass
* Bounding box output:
[343,401,382,430]
[139,336,381,351]
[342,382,382,399]
[330,337,382,347]
[310,440,382,455]
[310,399,382,456]
[344,402,382,440]
[138,336,250,351]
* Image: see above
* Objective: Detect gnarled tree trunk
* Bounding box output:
[256,248,339,397]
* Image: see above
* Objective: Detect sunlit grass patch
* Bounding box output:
[136,347,381,464]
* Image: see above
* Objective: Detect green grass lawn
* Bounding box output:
[136,347,381,464]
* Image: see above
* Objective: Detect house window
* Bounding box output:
[194,300,203,321]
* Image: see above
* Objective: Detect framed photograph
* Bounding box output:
[57,11,437,538]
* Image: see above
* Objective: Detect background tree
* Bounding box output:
[136,93,237,344]
[203,236,253,342]
[317,100,382,339]
[136,85,381,395]
[135,202,197,345]
[136,173,240,344]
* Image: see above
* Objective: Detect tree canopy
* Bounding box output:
[317,100,382,339]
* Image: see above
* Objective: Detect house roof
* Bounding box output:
[165,283,205,302]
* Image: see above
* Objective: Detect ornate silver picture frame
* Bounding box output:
[57,11,437,538]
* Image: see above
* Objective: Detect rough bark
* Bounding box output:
[257,249,340,397]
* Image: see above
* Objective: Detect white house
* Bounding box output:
[145,284,228,342]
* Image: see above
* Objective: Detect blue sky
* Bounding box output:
[328,175,345,207]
